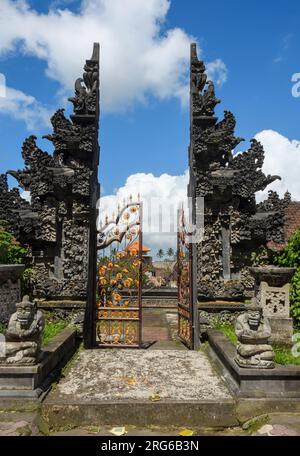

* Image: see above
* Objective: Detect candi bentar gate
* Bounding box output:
[0,43,288,350]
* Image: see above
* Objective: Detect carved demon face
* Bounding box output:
[16,304,34,328]
[247,309,262,329]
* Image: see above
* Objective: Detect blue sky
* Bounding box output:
[0,0,299,201]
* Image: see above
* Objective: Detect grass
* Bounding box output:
[273,345,300,366]
[213,322,237,345]
[42,320,68,347]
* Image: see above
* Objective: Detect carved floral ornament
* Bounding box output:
[97,201,141,250]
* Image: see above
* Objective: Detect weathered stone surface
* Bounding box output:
[0,328,76,397]
[208,330,300,398]
[188,43,289,300]
[235,306,275,369]
[42,348,237,428]
[0,45,100,332]
[249,266,295,343]
[54,349,231,401]
[0,265,24,324]
[0,296,44,365]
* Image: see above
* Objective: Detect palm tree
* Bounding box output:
[167,247,174,259]
[156,249,164,259]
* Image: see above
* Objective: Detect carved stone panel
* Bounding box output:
[260,282,290,318]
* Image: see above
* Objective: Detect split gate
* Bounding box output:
[95,201,197,349]
[177,207,197,349]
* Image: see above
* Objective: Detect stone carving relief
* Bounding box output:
[0,44,100,311]
[189,43,289,299]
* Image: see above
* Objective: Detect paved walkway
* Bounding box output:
[142,309,187,350]
[55,349,231,401]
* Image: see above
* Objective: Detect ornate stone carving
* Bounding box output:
[189,43,288,299]
[0,296,44,365]
[68,45,99,115]
[249,266,295,343]
[1,43,100,329]
[235,306,275,369]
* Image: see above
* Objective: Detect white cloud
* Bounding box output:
[206,59,228,86]
[99,170,189,254]
[255,130,300,201]
[0,86,51,130]
[0,0,227,113]
[20,190,31,202]
[99,129,300,254]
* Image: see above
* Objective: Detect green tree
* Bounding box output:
[156,249,164,259]
[167,247,174,259]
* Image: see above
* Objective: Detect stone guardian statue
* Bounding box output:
[0,296,45,365]
[235,305,275,369]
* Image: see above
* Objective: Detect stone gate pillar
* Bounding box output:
[2,44,100,347]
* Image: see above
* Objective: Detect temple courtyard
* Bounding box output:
[0,27,300,442]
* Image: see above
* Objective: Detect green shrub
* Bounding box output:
[0,226,35,296]
[273,228,300,328]
[0,227,27,264]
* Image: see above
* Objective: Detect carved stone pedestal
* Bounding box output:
[0,265,25,324]
[249,267,295,344]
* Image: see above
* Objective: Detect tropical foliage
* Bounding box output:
[251,228,300,328]
[273,228,300,327]
[156,248,164,259]
[0,226,35,296]
[0,227,27,264]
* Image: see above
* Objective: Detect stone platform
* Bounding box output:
[0,329,77,398]
[43,349,237,429]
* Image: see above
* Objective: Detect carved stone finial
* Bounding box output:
[190,43,220,118]
[68,42,100,117]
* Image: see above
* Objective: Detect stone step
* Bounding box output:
[41,348,236,430]
[42,398,238,430]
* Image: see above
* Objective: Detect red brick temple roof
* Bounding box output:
[125,241,151,254]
